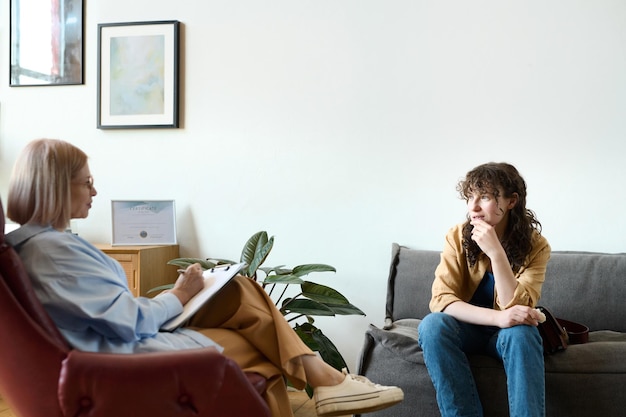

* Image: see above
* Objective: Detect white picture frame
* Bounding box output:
[111,200,177,245]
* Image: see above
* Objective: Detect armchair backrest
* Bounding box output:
[0,199,70,417]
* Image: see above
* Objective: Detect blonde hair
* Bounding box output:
[7,139,88,230]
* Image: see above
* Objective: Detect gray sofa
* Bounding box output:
[357,243,626,417]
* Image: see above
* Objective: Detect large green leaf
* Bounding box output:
[209,258,238,266]
[240,231,274,276]
[167,258,217,270]
[292,264,336,277]
[146,283,174,294]
[263,274,304,285]
[301,281,349,304]
[293,324,320,351]
[293,324,322,398]
[259,265,291,275]
[240,231,267,265]
[324,302,365,316]
[261,264,332,284]
[295,323,348,372]
[312,330,348,372]
[281,298,335,316]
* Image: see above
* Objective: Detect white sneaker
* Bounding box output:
[314,369,404,416]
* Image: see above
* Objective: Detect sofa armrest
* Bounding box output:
[58,348,270,417]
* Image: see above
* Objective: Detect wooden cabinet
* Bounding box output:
[95,244,180,297]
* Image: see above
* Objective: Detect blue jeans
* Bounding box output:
[418,312,545,417]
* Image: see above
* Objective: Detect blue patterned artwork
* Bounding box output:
[109,35,165,116]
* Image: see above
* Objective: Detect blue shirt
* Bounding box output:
[469,271,495,309]
[6,224,222,354]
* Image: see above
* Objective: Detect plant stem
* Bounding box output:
[275,285,292,306]
[266,283,276,297]
[287,314,305,323]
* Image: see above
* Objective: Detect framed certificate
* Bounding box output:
[111,200,177,245]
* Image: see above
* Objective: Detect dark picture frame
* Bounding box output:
[10,0,84,86]
[97,20,180,129]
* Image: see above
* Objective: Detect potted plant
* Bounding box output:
[154,231,365,395]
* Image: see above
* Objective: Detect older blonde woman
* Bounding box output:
[6,138,403,417]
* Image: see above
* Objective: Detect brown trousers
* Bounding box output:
[188,275,314,417]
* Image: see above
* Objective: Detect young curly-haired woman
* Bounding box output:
[418,162,550,417]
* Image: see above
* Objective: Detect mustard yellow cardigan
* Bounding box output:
[430,223,551,313]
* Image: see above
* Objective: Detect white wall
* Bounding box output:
[1,0,625,370]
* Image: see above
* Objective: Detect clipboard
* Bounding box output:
[160,262,246,331]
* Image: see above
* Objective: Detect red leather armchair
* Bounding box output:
[0,199,270,417]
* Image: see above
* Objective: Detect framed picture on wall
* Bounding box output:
[97,20,180,129]
[10,0,84,86]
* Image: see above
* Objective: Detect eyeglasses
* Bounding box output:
[72,176,94,191]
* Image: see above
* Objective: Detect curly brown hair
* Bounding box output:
[457,162,542,271]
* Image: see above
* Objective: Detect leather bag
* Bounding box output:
[536,306,589,354]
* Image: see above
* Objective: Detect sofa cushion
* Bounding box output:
[377,320,626,374]
[540,252,626,332]
[543,331,626,373]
